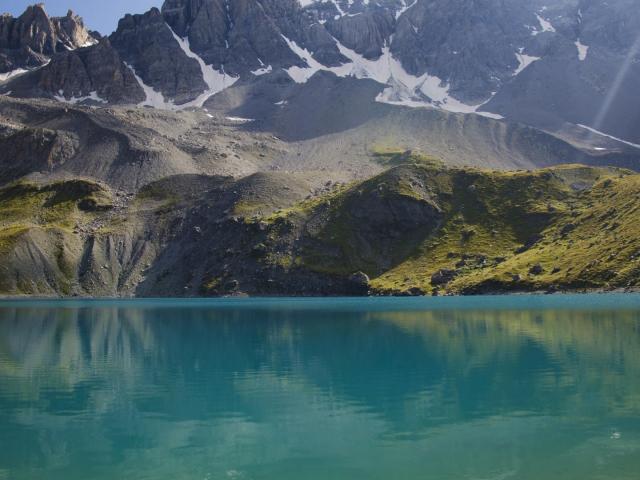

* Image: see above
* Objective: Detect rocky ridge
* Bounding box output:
[0,0,638,148]
[0,4,96,75]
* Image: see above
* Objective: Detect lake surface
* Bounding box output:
[1,295,640,480]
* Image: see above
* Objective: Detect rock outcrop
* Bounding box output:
[0,127,78,181]
[3,39,145,104]
[110,8,208,105]
[162,0,345,75]
[0,4,96,73]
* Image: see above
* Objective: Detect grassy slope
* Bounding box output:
[1,157,639,296]
[266,153,637,294]
[0,180,113,294]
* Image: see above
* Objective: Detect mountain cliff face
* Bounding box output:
[1,0,638,145]
[0,4,96,74]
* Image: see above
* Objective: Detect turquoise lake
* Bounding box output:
[1,295,640,479]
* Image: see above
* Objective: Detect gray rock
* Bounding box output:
[529,263,544,275]
[349,271,370,287]
[431,269,457,286]
[34,38,145,104]
[110,8,208,105]
[0,5,96,73]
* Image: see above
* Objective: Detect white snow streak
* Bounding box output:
[226,116,255,123]
[54,90,108,105]
[475,111,504,120]
[577,124,640,150]
[80,38,99,48]
[0,68,29,82]
[575,39,589,61]
[395,0,417,20]
[282,35,349,82]
[514,50,540,75]
[126,63,174,109]
[532,14,556,35]
[125,27,239,110]
[169,27,239,108]
[283,33,494,115]
[251,65,273,76]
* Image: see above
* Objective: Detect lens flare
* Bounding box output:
[588,33,640,141]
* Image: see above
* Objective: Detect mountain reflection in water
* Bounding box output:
[1,297,639,480]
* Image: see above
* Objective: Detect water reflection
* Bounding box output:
[1,298,640,480]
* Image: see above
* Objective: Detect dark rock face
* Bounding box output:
[5,39,145,104]
[110,8,208,104]
[0,127,78,181]
[390,0,537,103]
[431,269,457,286]
[162,0,345,75]
[0,5,96,73]
[1,0,639,147]
[39,39,145,104]
[325,10,395,59]
[483,0,640,143]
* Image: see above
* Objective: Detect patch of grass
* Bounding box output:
[0,180,112,231]
[0,225,30,255]
[370,146,445,169]
[265,160,637,294]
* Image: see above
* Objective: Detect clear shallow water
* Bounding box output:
[1,295,640,480]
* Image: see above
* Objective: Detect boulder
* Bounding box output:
[431,269,457,286]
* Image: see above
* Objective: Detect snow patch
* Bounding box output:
[282,34,499,115]
[475,111,504,120]
[282,35,353,82]
[575,39,589,61]
[226,116,254,123]
[577,124,640,150]
[54,90,108,105]
[337,40,489,113]
[532,13,556,35]
[80,38,99,48]
[514,50,540,75]
[126,63,175,109]
[396,0,417,20]
[251,65,273,76]
[0,68,29,82]
[169,27,239,108]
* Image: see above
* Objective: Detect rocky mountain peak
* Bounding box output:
[0,3,96,74]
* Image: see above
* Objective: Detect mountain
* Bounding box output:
[1,0,639,147]
[0,1,639,297]
[0,4,97,76]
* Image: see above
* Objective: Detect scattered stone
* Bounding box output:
[408,287,425,296]
[529,264,544,275]
[560,223,576,235]
[431,269,457,285]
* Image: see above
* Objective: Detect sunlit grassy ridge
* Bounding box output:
[0,158,638,296]
[266,157,636,294]
[0,179,113,251]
